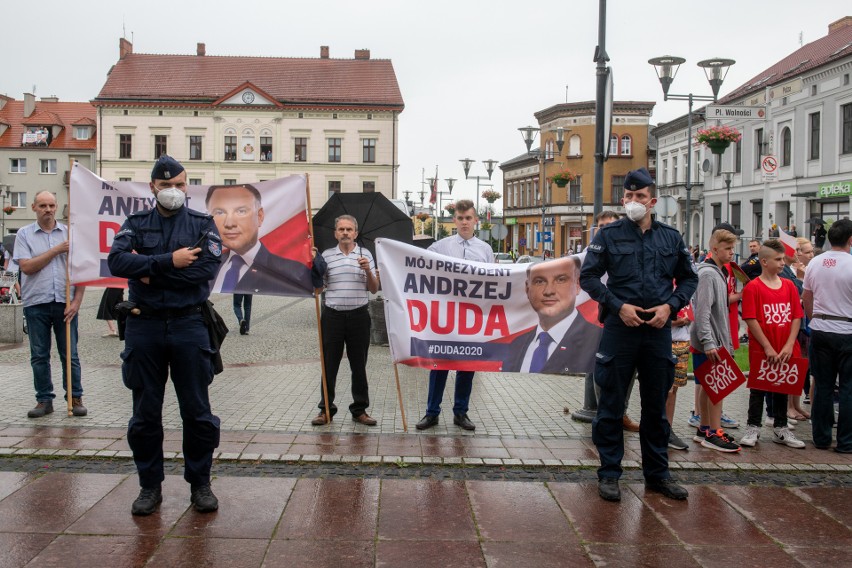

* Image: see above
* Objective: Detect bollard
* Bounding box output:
[570,372,597,423]
[368,297,388,345]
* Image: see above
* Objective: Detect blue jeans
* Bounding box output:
[426,370,474,416]
[233,294,252,326]
[810,330,852,451]
[23,302,83,402]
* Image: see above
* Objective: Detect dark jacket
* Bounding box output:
[502,315,601,375]
[108,206,221,309]
[579,217,698,319]
[227,244,314,296]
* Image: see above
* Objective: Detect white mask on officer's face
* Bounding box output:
[624,200,646,222]
[155,187,186,210]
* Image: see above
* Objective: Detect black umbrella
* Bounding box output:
[312,193,414,258]
[806,217,826,225]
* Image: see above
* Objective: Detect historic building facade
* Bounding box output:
[0,94,96,237]
[500,101,655,255]
[654,16,852,253]
[93,40,404,211]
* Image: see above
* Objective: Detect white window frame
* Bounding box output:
[39,158,57,174]
[74,126,90,140]
[10,191,27,207]
[10,158,27,173]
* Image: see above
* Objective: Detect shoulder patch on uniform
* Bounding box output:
[129,208,152,218]
[208,240,222,257]
[206,230,221,242]
[115,228,134,238]
[588,243,603,253]
[187,209,213,219]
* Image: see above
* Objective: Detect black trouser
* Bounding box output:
[318,305,371,417]
[747,389,787,429]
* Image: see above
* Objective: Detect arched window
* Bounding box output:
[569,134,581,156]
[620,135,632,156]
[781,126,792,167]
[609,134,619,156]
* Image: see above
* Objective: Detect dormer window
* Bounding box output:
[74,126,91,140]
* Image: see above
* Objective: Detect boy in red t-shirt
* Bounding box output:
[740,240,806,448]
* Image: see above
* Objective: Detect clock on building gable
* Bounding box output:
[217,84,279,106]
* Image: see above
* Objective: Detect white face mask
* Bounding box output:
[155,187,186,210]
[624,201,647,222]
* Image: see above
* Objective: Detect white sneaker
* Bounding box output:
[740,425,761,447]
[773,427,806,449]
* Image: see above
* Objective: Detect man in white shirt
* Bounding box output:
[802,218,852,452]
[416,200,494,431]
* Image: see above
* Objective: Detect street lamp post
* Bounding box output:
[648,55,735,248]
[518,126,566,256]
[459,159,497,231]
[722,171,734,223]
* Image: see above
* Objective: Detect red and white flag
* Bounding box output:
[777,226,798,258]
[68,163,313,297]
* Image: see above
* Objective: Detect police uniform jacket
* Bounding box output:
[579,217,697,320]
[108,206,222,309]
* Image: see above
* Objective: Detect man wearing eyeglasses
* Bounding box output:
[502,257,600,375]
[206,184,312,296]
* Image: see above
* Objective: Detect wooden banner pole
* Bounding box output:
[305,175,332,423]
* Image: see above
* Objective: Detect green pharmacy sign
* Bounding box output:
[817,180,852,198]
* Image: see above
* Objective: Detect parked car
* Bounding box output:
[494,253,513,264]
[515,255,543,264]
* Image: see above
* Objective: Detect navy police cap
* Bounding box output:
[151,155,185,181]
[623,167,654,190]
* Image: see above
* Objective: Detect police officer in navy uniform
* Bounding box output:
[108,155,223,516]
[580,167,698,502]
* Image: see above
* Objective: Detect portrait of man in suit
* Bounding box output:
[206,184,312,295]
[502,256,601,375]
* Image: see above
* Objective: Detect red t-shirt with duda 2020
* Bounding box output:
[741,277,803,367]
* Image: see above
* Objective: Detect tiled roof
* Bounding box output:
[0,100,97,151]
[95,53,405,109]
[22,110,63,126]
[719,18,852,104]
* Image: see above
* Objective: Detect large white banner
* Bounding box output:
[376,239,602,375]
[68,163,314,297]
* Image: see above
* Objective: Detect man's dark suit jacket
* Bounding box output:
[502,314,602,375]
[229,244,313,296]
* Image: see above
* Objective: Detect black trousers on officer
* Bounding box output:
[121,313,220,489]
[592,316,674,482]
[318,305,371,417]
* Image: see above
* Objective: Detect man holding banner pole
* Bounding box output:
[311,214,379,427]
[416,199,494,432]
[580,168,697,502]
[108,155,224,516]
[14,191,87,418]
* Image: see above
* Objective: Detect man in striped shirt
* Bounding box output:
[311,215,380,426]
[416,200,495,431]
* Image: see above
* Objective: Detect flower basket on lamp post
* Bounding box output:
[481,189,502,204]
[2,206,13,215]
[550,169,576,188]
[444,203,456,217]
[696,125,741,155]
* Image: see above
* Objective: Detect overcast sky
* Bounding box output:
[3,0,848,213]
